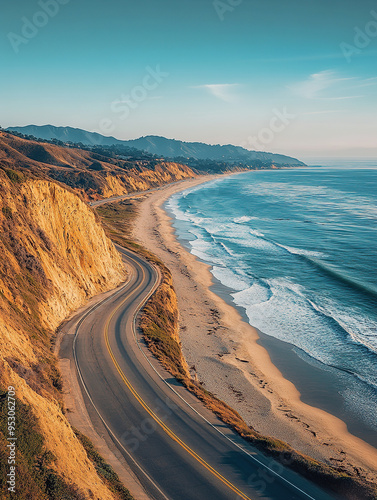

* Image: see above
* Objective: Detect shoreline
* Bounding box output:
[208,273,377,449]
[131,174,377,482]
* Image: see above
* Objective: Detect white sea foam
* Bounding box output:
[219,242,236,257]
[211,266,250,291]
[275,243,326,258]
[232,281,272,307]
[243,182,377,221]
[227,233,321,260]
[228,235,279,253]
[233,215,255,223]
[168,176,377,394]
[249,229,265,237]
[313,296,377,355]
[231,277,351,364]
[176,179,222,198]
[229,275,377,388]
[166,195,191,221]
[170,196,377,364]
[189,238,225,265]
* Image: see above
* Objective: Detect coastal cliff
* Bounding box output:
[0,131,196,201]
[0,168,128,499]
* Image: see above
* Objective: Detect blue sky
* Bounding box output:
[2,0,377,158]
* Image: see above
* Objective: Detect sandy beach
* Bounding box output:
[132,174,377,483]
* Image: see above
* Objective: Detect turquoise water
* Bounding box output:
[166,165,377,435]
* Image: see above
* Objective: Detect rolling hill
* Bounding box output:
[7,125,305,167]
[0,131,196,201]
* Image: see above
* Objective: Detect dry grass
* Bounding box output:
[0,131,196,202]
[97,199,377,500]
[0,166,132,499]
[139,270,377,499]
[0,387,134,500]
[74,429,134,500]
[0,388,84,500]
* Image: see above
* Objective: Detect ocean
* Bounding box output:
[165,162,377,445]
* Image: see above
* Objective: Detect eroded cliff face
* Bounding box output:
[24,179,125,325]
[0,170,126,499]
[100,162,196,199]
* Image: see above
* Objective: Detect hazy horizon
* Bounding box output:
[2,0,377,158]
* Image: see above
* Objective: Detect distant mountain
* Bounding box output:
[7,125,305,167]
[6,124,124,147]
[120,135,305,166]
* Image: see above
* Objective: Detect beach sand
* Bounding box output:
[132,174,377,482]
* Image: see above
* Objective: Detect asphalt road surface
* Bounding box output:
[64,245,337,500]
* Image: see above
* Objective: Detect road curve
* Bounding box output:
[88,180,187,207]
[66,245,336,500]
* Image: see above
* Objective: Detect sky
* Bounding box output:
[1,0,377,159]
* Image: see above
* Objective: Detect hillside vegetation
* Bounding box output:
[97,200,377,500]
[7,125,306,168]
[0,131,196,201]
[0,165,132,499]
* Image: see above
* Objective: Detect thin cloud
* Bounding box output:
[193,83,240,102]
[350,77,377,89]
[289,70,363,100]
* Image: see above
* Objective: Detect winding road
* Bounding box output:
[60,244,336,500]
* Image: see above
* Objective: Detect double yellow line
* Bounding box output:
[104,256,253,500]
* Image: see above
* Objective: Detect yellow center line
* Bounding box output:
[104,254,253,500]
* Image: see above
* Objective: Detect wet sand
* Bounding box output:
[211,276,377,448]
[131,174,377,483]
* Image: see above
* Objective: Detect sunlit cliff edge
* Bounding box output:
[0,128,198,498]
[0,165,128,499]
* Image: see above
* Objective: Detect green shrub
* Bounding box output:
[1,207,12,219]
[5,169,24,183]
[96,198,377,499]
[74,429,134,500]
